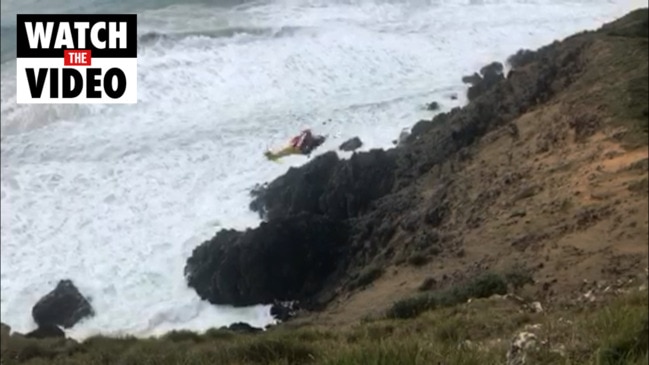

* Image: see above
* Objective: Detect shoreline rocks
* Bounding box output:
[339,137,363,152]
[32,280,94,329]
[185,213,349,307]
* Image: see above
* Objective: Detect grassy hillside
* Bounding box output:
[1,283,647,364]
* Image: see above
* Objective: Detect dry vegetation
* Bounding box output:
[1,282,647,365]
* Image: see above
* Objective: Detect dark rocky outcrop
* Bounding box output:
[32,280,94,329]
[507,49,537,69]
[339,137,363,152]
[250,150,396,222]
[249,152,340,220]
[270,301,300,322]
[462,62,505,101]
[25,324,65,339]
[185,213,348,306]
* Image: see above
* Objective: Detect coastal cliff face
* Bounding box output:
[184,9,648,318]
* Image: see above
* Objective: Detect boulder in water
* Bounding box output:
[339,137,363,152]
[426,101,440,111]
[32,279,94,329]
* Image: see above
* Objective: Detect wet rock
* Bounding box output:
[397,128,411,146]
[426,101,440,111]
[462,72,482,86]
[25,324,65,339]
[409,120,433,142]
[480,62,504,79]
[339,137,363,152]
[465,62,506,101]
[185,213,349,306]
[32,280,94,329]
[248,152,340,220]
[270,301,299,322]
[250,150,396,221]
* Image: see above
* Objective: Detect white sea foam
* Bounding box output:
[1,0,644,339]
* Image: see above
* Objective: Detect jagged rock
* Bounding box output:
[462,72,482,86]
[185,213,348,306]
[249,152,340,220]
[25,324,65,339]
[270,300,299,322]
[426,101,440,111]
[32,280,94,329]
[339,137,363,152]
[480,61,504,78]
[466,62,505,101]
[508,49,537,69]
[222,322,263,333]
[250,150,396,221]
[506,332,538,365]
[408,120,433,143]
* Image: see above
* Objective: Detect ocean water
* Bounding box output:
[1,0,644,340]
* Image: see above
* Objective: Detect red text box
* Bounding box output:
[64,50,92,66]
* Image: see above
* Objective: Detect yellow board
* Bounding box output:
[264,145,301,161]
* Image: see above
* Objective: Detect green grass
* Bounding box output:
[386,273,508,319]
[2,290,647,365]
[347,265,384,290]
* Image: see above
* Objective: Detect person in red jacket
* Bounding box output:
[265,129,326,160]
[289,129,322,154]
